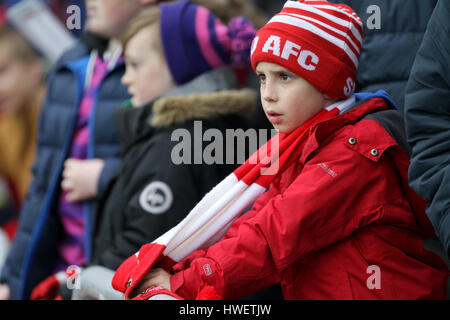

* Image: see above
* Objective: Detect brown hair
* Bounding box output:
[0,26,39,62]
[121,5,163,56]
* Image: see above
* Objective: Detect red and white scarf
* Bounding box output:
[112,97,355,299]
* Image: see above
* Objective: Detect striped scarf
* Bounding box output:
[112,104,346,299]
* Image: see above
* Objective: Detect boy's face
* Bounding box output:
[121,25,175,107]
[85,0,145,38]
[256,62,333,133]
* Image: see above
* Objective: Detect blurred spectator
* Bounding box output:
[404,0,450,261]
[0,26,45,236]
[327,0,437,113]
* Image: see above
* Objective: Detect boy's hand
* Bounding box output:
[61,158,105,203]
[133,268,172,297]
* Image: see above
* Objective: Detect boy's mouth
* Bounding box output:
[266,111,283,124]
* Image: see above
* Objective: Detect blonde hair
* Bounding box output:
[0,26,39,62]
[121,5,163,57]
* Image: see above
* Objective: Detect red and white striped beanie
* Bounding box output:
[250,0,363,99]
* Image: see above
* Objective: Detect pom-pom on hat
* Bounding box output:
[160,0,256,85]
[251,0,363,99]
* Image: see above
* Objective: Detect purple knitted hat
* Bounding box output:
[159,0,256,85]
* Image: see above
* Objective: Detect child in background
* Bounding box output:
[0,27,45,280]
[89,0,256,273]
[0,0,161,300]
[116,0,449,300]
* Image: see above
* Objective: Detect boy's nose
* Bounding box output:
[121,72,131,87]
[262,82,278,103]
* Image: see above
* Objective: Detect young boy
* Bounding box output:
[0,0,161,300]
[118,0,449,300]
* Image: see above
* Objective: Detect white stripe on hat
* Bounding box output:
[283,12,361,55]
[269,14,359,67]
[283,1,363,44]
[306,3,363,42]
[309,3,363,26]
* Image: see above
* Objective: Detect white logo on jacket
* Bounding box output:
[139,181,173,215]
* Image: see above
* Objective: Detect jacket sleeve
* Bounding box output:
[93,131,227,270]
[404,0,450,259]
[170,141,394,299]
[97,157,121,197]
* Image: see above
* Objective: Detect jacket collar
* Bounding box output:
[150,66,255,127]
[300,96,398,164]
[150,88,256,128]
[79,32,110,56]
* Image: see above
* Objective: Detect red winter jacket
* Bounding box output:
[170,98,449,300]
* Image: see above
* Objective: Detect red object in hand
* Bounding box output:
[30,274,62,300]
[112,243,173,300]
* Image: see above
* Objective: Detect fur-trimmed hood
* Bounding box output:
[151,88,256,127]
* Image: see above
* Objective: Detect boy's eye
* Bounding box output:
[125,60,139,69]
[257,73,266,83]
[280,73,291,81]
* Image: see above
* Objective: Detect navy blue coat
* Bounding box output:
[405,0,450,260]
[327,0,437,113]
[0,35,129,299]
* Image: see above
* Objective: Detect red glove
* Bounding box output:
[112,243,175,300]
[111,252,139,293]
[30,271,67,300]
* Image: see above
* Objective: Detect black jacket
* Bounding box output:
[91,68,257,270]
[404,0,450,260]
